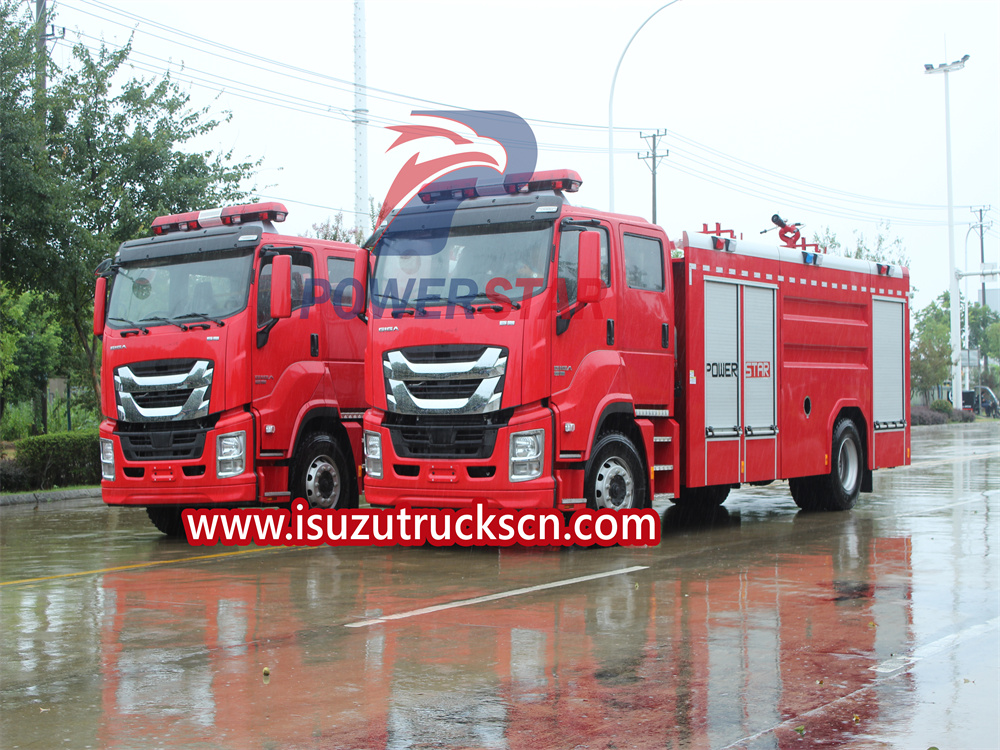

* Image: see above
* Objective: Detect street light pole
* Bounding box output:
[925,54,969,406]
[608,0,682,212]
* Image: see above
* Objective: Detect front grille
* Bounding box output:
[115,359,213,422]
[383,345,507,415]
[404,379,481,400]
[129,389,196,410]
[386,410,511,459]
[401,345,489,364]
[116,418,214,461]
[127,359,199,378]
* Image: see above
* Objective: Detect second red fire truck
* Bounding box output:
[94,203,367,535]
[358,171,910,513]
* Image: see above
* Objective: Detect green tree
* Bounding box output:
[813,221,911,268]
[310,198,382,245]
[2,0,259,408]
[0,287,62,431]
[910,292,957,403]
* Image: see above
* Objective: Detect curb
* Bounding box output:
[0,488,102,507]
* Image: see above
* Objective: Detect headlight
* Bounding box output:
[100,438,115,481]
[217,431,246,478]
[364,430,383,479]
[509,429,544,482]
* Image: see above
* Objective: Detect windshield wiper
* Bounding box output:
[107,317,149,335]
[175,312,225,327]
[461,292,521,312]
[411,295,476,315]
[138,316,189,331]
[374,292,426,318]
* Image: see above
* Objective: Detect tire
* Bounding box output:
[790,418,863,512]
[671,484,730,507]
[291,432,357,509]
[584,432,647,511]
[146,506,185,537]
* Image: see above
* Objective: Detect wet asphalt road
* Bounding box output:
[1,422,997,750]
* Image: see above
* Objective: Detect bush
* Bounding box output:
[930,399,953,415]
[952,408,975,423]
[911,406,948,425]
[0,458,32,493]
[13,429,101,490]
[0,402,33,441]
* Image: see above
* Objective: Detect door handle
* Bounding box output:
[310,333,319,357]
[607,319,615,346]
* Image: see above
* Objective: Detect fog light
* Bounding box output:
[509,429,544,482]
[100,438,115,481]
[364,430,383,479]
[217,431,246,478]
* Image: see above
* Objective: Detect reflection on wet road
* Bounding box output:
[2,422,997,749]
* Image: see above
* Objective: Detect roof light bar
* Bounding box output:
[417,169,583,204]
[151,202,288,236]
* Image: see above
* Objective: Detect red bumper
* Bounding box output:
[100,411,258,507]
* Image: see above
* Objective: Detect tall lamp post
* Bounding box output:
[608,0,682,212]
[924,54,969,405]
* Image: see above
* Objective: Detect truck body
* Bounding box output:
[359,171,910,513]
[95,202,366,534]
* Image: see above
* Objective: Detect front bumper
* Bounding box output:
[362,405,556,510]
[100,409,257,507]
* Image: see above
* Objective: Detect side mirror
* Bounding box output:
[270,254,292,319]
[93,276,108,337]
[576,230,602,304]
[352,250,369,319]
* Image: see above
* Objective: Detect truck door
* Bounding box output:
[871,297,907,467]
[741,285,777,482]
[551,223,614,456]
[703,280,741,484]
[703,280,777,485]
[253,248,323,453]
[618,231,673,408]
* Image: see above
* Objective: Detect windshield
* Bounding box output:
[371,221,553,310]
[106,247,255,328]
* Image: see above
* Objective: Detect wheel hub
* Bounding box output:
[838,439,859,492]
[306,455,341,509]
[594,458,633,510]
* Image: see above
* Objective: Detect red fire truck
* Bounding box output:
[94,202,367,535]
[358,171,910,513]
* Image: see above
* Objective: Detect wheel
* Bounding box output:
[146,506,185,537]
[790,418,863,512]
[291,432,356,509]
[584,432,647,511]
[671,484,730,507]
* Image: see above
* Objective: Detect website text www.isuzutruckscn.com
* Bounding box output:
[183,501,661,547]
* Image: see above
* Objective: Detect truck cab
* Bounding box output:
[361,171,675,512]
[95,202,366,535]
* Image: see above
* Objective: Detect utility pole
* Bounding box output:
[353,0,369,236]
[33,0,63,107]
[638,129,668,224]
[972,206,991,305]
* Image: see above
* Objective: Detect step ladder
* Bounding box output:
[635,409,680,502]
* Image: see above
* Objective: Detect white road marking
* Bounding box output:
[721,616,1000,748]
[345,565,649,628]
[871,616,1000,673]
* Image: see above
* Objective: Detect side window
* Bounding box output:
[327,257,355,309]
[557,228,610,308]
[257,252,315,328]
[623,234,664,291]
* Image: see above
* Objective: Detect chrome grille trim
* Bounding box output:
[115,359,213,422]
[384,346,506,415]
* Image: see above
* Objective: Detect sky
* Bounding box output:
[42,0,1000,312]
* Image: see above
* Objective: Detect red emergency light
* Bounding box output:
[151,202,288,235]
[504,169,582,195]
[417,169,583,204]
